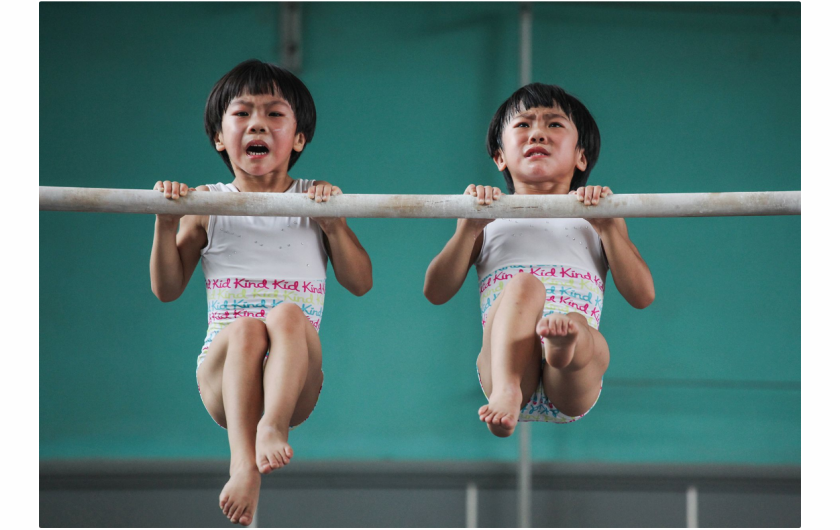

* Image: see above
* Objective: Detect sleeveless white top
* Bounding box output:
[198,180,328,363]
[475,217,609,330]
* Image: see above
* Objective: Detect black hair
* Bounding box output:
[204,59,316,175]
[486,83,600,194]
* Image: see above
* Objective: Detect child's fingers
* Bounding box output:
[574,187,585,202]
[592,186,602,205]
[179,182,189,197]
[162,180,173,198]
[602,186,613,196]
[331,185,342,197]
[494,187,502,200]
[308,184,326,201]
[465,184,477,196]
[322,185,333,202]
[153,180,163,191]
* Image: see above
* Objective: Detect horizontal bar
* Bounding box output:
[39,187,801,219]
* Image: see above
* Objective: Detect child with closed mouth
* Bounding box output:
[424,83,655,438]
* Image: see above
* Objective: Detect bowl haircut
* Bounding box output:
[205,59,317,175]
[486,83,600,194]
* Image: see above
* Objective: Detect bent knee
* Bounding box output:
[503,273,546,303]
[265,303,308,333]
[566,311,590,325]
[226,317,269,353]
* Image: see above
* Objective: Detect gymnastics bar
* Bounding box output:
[38,187,801,219]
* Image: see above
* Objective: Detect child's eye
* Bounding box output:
[269,112,283,117]
[514,122,529,128]
[234,111,249,117]
[549,122,563,127]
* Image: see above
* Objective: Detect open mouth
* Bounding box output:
[246,142,270,156]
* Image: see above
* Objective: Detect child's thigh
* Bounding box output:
[288,318,325,427]
[476,278,544,402]
[541,317,609,418]
[196,317,269,427]
[263,304,324,425]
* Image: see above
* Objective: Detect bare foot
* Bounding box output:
[219,468,261,526]
[538,313,578,369]
[255,421,294,474]
[478,384,522,438]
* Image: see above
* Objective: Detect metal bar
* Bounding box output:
[466,481,478,528]
[38,187,802,218]
[686,485,698,528]
[282,3,302,73]
[518,423,532,528]
[519,2,532,87]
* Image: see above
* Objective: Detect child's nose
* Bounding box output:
[528,127,546,143]
[248,115,267,133]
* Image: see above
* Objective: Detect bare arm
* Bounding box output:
[573,185,655,309]
[307,181,372,296]
[424,184,502,305]
[423,220,485,305]
[598,219,655,309]
[321,221,372,296]
[149,182,209,302]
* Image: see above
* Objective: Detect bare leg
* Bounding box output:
[255,303,324,474]
[538,312,609,417]
[196,317,269,526]
[476,273,544,437]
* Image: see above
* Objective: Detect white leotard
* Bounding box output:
[474,216,609,424]
[197,180,328,369]
[475,217,609,329]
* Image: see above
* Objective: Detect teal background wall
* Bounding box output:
[40,2,800,464]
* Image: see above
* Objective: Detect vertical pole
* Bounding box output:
[466,481,479,528]
[518,422,532,528]
[519,2,532,88]
[686,485,698,528]
[517,3,533,529]
[281,3,302,73]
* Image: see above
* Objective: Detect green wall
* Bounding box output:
[40,2,800,464]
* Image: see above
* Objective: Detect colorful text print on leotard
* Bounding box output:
[202,276,326,357]
[479,264,604,330]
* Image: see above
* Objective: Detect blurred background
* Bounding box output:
[39,2,800,527]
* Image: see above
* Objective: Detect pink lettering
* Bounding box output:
[494,271,513,283]
[233,309,266,318]
[206,278,232,289]
[302,281,325,294]
[272,280,300,291]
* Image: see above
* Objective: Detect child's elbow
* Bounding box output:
[352,278,373,297]
[151,285,179,303]
[423,285,448,306]
[631,289,655,309]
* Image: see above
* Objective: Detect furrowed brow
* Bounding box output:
[229,98,290,108]
[543,112,570,120]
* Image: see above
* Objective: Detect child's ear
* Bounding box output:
[292,132,306,153]
[215,131,226,152]
[492,150,507,172]
[576,149,588,172]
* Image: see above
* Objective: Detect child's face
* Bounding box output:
[494,105,587,189]
[215,91,305,177]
